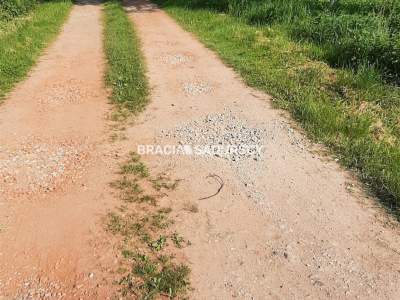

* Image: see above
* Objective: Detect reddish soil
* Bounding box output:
[1,0,400,299]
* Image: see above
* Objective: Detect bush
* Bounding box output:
[0,0,38,21]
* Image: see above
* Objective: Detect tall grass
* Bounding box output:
[103,0,148,113]
[0,0,38,21]
[166,0,400,82]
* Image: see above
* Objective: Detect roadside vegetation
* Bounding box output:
[155,0,400,213]
[107,152,191,299]
[103,2,190,298]
[0,0,72,99]
[0,0,37,21]
[103,0,148,116]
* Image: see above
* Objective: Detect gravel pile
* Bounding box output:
[162,109,266,162]
[159,109,307,204]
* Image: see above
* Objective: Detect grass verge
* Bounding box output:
[103,0,148,117]
[0,0,72,100]
[155,0,400,214]
[106,152,191,299]
[103,2,189,298]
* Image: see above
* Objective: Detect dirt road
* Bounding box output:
[0,1,119,299]
[1,0,400,299]
[124,0,400,299]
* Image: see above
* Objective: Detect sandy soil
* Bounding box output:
[123,0,400,299]
[1,0,400,299]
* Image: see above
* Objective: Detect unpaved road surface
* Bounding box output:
[1,0,400,299]
[0,1,119,299]
[124,0,400,299]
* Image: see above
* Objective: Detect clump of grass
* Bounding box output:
[155,0,400,216]
[103,0,148,114]
[119,254,190,299]
[107,152,191,298]
[120,152,149,178]
[149,235,168,251]
[151,208,173,229]
[171,232,191,248]
[111,152,156,204]
[0,0,72,100]
[151,174,180,191]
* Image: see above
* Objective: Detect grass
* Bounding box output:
[0,0,38,22]
[102,2,188,296]
[119,253,190,299]
[0,0,72,100]
[160,0,400,82]
[103,0,149,115]
[155,0,400,214]
[106,152,191,299]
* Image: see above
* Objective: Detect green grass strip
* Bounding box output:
[103,0,148,113]
[0,1,72,100]
[155,1,400,214]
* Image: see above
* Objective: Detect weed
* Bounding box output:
[151,174,180,191]
[149,235,167,251]
[120,254,190,299]
[139,195,157,205]
[106,152,190,298]
[106,212,125,235]
[171,232,190,249]
[151,209,173,229]
[121,161,149,178]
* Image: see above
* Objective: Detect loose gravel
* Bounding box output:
[160,53,192,66]
[182,80,213,96]
[0,142,87,196]
[160,108,269,202]
[159,108,308,204]
[162,108,266,162]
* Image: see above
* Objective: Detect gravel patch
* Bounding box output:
[160,108,268,202]
[159,53,192,66]
[0,142,87,196]
[159,108,308,204]
[162,108,266,162]
[182,80,213,96]
[14,277,66,300]
[37,80,90,107]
